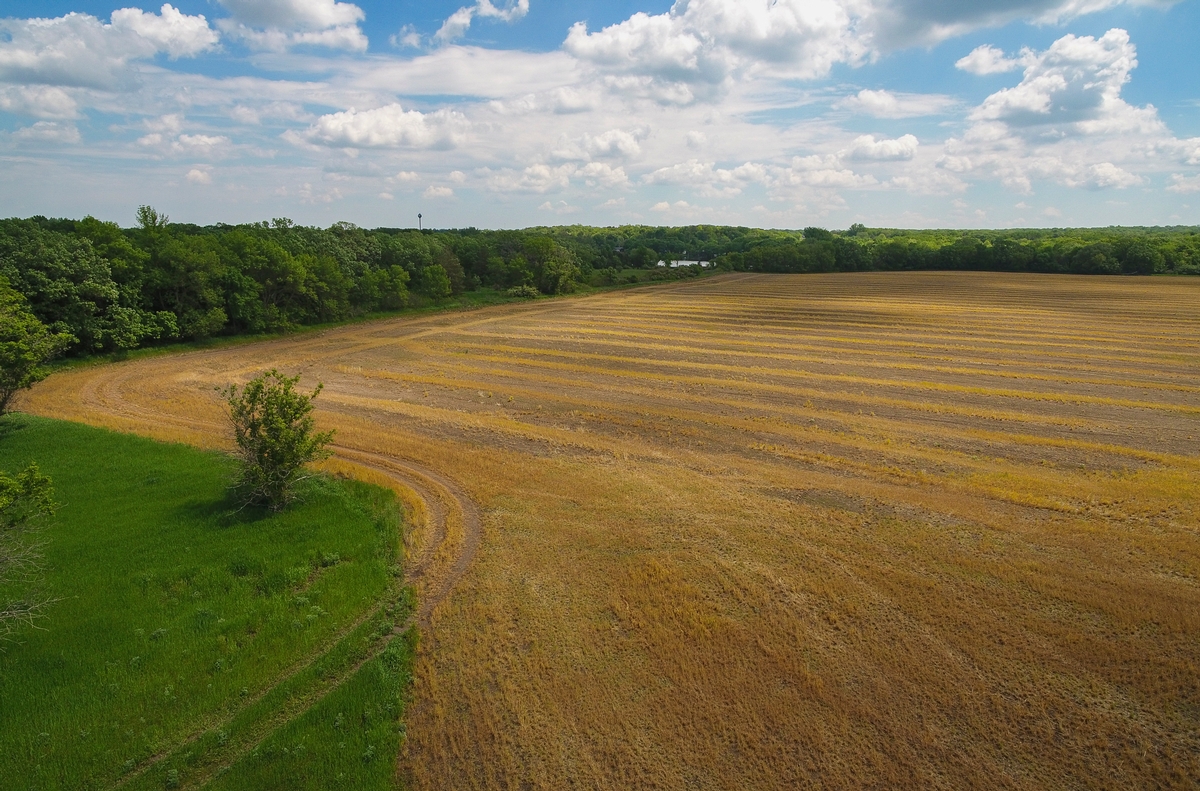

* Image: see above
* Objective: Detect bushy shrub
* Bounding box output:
[505,285,540,299]
[221,370,334,511]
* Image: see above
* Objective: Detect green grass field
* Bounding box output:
[0,415,414,791]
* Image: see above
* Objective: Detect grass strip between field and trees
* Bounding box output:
[0,414,415,791]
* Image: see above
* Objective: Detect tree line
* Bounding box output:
[2,211,1198,357]
[524,223,1200,276]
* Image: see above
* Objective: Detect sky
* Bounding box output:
[1,0,1198,230]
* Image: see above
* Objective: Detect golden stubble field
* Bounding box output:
[22,272,1200,789]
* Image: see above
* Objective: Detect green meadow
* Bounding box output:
[0,415,414,790]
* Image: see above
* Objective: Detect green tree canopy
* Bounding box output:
[0,276,70,415]
[222,370,335,511]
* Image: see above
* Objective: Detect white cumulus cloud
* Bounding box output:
[298,104,467,149]
[835,89,954,118]
[644,158,767,196]
[578,162,630,188]
[955,44,1024,75]
[970,29,1146,128]
[564,0,866,104]
[0,7,218,89]
[560,0,1168,106]
[111,4,220,58]
[0,85,78,119]
[844,134,919,161]
[940,28,1192,194]
[552,128,647,162]
[1166,174,1200,194]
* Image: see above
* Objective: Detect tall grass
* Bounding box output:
[0,415,401,790]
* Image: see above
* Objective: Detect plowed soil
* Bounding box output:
[22,271,1200,790]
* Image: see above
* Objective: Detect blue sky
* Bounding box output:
[1,0,1198,229]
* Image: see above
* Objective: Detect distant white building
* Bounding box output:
[659,259,712,268]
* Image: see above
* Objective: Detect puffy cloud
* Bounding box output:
[110,4,220,58]
[1158,137,1200,166]
[552,128,647,162]
[774,154,877,189]
[0,7,217,89]
[436,0,530,44]
[134,117,232,158]
[644,159,767,196]
[843,134,919,161]
[971,29,1143,128]
[297,104,467,149]
[955,44,1023,75]
[560,0,1168,106]
[1167,174,1200,194]
[564,0,866,104]
[144,113,184,134]
[424,185,455,198]
[217,0,367,51]
[0,85,78,119]
[186,167,213,184]
[391,25,423,49]
[834,89,954,118]
[174,134,231,156]
[1061,161,1142,189]
[488,86,601,116]
[941,29,1187,194]
[435,8,476,44]
[577,162,630,188]
[137,121,232,158]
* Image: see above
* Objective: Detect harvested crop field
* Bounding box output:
[23,271,1200,789]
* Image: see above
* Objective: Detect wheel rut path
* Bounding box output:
[59,359,481,790]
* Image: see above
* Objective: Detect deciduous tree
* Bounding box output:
[222,370,334,511]
[0,277,69,415]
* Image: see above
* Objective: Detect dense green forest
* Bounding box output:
[2,210,1197,357]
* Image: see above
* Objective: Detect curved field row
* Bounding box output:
[22,271,1200,790]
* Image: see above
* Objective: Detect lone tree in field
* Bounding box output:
[1,463,57,640]
[0,277,70,416]
[222,370,334,511]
